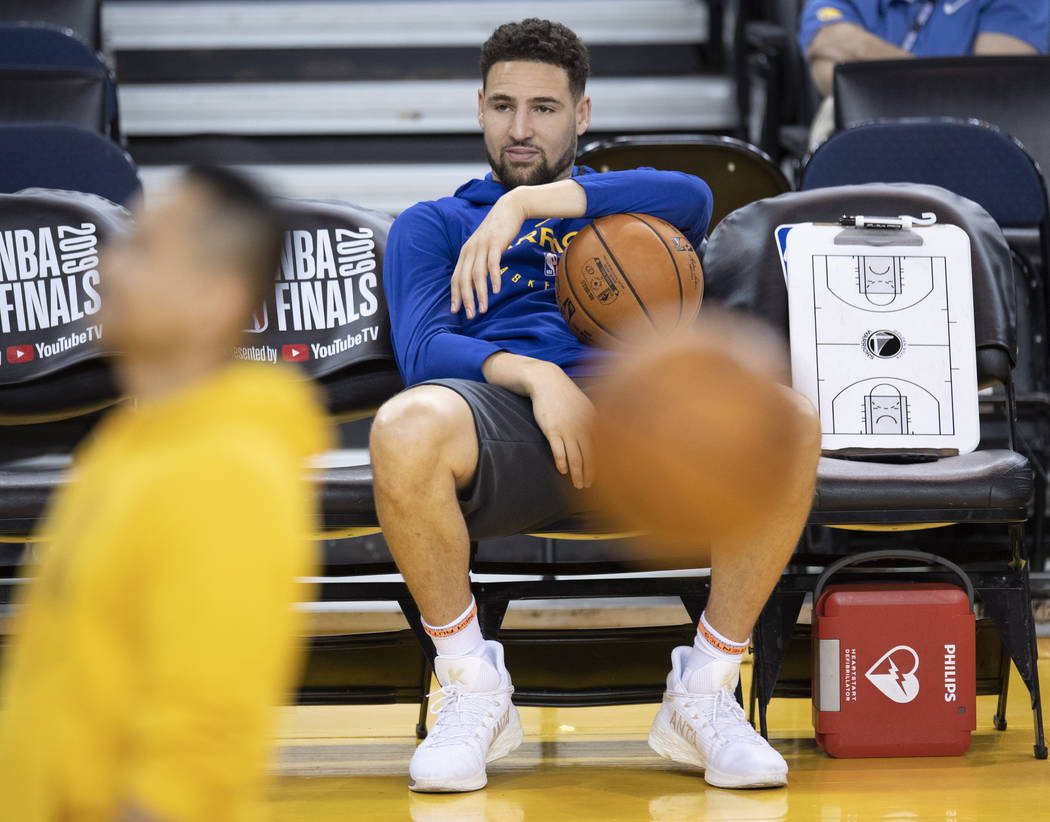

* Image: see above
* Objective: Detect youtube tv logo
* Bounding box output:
[6,345,34,364]
[281,344,310,363]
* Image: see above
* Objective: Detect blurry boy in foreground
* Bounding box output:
[0,166,329,822]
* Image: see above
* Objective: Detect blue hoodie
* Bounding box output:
[384,166,713,386]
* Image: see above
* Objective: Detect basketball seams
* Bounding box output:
[560,227,630,344]
[591,219,657,328]
[628,213,685,325]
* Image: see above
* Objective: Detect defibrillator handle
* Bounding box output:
[813,549,975,611]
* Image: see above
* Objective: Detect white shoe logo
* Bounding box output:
[446,667,469,686]
[865,646,920,703]
[943,0,974,15]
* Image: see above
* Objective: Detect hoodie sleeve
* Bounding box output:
[573,168,713,253]
[384,202,504,385]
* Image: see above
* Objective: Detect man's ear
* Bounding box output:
[576,95,592,137]
[477,87,485,130]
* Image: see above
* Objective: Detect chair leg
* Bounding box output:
[994,651,1011,732]
[974,553,1047,758]
[416,657,433,741]
[752,586,807,740]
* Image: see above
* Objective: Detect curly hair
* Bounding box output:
[480,18,590,98]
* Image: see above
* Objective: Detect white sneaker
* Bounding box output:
[409,640,523,793]
[649,646,788,789]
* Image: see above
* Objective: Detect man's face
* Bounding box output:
[479,60,591,188]
[101,182,252,359]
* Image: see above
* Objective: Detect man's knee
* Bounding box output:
[370,386,477,477]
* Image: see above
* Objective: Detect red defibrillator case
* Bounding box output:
[812,551,976,758]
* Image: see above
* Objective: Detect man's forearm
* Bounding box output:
[503,179,588,222]
[807,22,912,95]
[974,32,1038,55]
[481,351,563,397]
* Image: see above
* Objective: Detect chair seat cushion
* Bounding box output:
[813,449,1032,517]
[2,449,1032,540]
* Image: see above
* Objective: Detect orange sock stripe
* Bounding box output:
[423,602,479,638]
[697,620,748,656]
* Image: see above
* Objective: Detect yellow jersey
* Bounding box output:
[0,362,330,822]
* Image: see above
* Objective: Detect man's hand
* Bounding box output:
[451,191,527,319]
[450,179,587,318]
[482,352,595,490]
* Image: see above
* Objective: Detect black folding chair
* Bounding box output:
[576,134,790,229]
[0,23,120,142]
[703,183,1046,758]
[800,118,1050,566]
[0,124,140,204]
[0,0,101,51]
[834,57,1050,186]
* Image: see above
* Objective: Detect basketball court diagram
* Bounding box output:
[781,224,980,453]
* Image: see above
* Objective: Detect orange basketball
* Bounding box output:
[556,213,703,348]
[591,314,817,560]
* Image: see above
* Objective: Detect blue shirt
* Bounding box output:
[799,0,1048,55]
[384,167,713,386]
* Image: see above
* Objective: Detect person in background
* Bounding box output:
[0,166,329,822]
[800,0,1049,147]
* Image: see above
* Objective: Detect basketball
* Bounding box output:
[591,313,813,559]
[556,213,703,348]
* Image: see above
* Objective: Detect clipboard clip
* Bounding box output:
[839,212,938,231]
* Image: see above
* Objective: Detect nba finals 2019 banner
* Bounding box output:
[235,200,395,377]
[0,190,128,384]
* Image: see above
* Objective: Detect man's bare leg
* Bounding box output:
[649,393,822,789]
[704,393,822,644]
[370,385,480,626]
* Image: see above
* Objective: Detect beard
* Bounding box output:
[487,135,578,189]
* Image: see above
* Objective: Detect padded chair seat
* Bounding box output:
[0,456,71,539]
[813,449,1032,520]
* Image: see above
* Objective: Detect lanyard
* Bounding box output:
[901,0,937,52]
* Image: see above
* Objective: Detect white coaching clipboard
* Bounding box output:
[780,220,980,454]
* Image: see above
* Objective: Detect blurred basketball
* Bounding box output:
[591,313,814,558]
[556,213,703,348]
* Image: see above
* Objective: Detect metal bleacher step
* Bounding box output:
[119,76,735,137]
[104,0,734,212]
[103,0,712,50]
[137,162,491,216]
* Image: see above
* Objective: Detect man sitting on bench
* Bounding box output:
[372,17,821,793]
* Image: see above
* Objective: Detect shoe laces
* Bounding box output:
[680,687,763,745]
[423,683,512,749]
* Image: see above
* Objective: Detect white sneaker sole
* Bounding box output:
[408,706,524,793]
[648,710,788,790]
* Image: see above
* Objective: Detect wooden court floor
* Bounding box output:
[268,640,1050,821]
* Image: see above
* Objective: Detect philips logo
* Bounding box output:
[944,644,957,703]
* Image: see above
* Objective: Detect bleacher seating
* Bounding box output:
[0,23,120,141]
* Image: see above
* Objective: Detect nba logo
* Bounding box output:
[543,252,560,279]
[245,305,268,333]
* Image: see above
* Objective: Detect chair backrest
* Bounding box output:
[0,124,140,205]
[0,22,101,69]
[0,188,129,423]
[0,0,101,50]
[702,184,1017,387]
[0,23,119,140]
[576,135,790,229]
[0,67,107,135]
[254,199,403,419]
[801,119,1049,230]
[834,57,1050,183]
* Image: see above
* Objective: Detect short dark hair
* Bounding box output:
[480,18,590,99]
[182,164,284,308]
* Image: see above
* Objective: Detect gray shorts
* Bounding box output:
[419,377,594,541]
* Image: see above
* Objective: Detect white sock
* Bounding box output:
[684,611,749,678]
[422,596,486,658]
